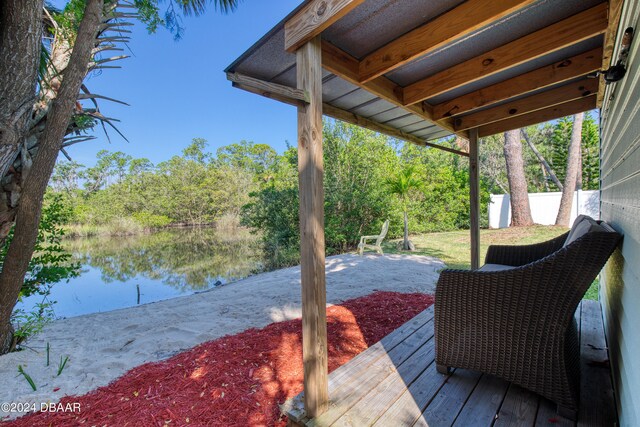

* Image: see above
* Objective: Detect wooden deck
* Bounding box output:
[284,300,616,426]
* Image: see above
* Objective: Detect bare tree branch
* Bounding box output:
[60,147,72,160]
[77,93,130,105]
[521,129,563,190]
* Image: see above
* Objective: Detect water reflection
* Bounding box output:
[18,227,263,318]
[68,227,262,291]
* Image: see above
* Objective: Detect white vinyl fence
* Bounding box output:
[488,190,599,229]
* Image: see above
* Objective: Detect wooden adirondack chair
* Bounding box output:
[358,220,389,255]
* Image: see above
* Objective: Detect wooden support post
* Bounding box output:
[469,128,480,270]
[296,35,328,418]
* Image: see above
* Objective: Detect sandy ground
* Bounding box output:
[0,253,444,419]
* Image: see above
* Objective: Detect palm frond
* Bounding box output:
[38,45,51,84]
[386,165,423,196]
[178,0,241,16]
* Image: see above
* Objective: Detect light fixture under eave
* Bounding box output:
[604,27,634,83]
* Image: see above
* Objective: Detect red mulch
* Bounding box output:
[4,291,434,427]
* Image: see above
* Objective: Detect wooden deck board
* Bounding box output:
[286,301,616,426]
[370,360,445,427]
[331,336,436,426]
[577,300,617,426]
[284,307,434,422]
[416,368,483,427]
[535,398,575,427]
[309,320,435,426]
[452,373,510,426]
[494,384,540,427]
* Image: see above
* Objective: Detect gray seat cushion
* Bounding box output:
[564,215,606,247]
[479,263,514,272]
[564,215,590,244]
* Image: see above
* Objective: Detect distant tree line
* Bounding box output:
[46,121,488,266]
[47,114,595,267]
[49,138,270,231]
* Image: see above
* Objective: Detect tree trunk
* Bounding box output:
[556,113,584,227]
[403,209,409,250]
[540,165,550,192]
[577,151,583,191]
[504,129,534,226]
[0,0,104,355]
[0,0,44,242]
[521,129,563,191]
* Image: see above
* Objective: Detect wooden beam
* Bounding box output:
[321,41,466,138]
[322,41,402,105]
[230,77,466,156]
[227,72,309,107]
[469,128,480,270]
[597,0,624,107]
[477,95,597,137]
[432,47,603,120]
[227,70,466,156]
[403,3,608,105]
[323,103,469,156]
[285,0,365,52]
[454,78,598,131]
[296,35,328,418]
[359,0,537,83]
[231,82,304,107]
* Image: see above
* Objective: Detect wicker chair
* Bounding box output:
[434,218,622,420]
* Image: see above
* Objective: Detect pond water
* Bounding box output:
[17,227,264,319]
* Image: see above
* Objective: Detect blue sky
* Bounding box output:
[63,0,301,167]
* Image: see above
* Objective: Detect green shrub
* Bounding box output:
[131,212,173,229]
[1,195,81,346]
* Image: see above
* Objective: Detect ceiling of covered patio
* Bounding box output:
[225,0,619,154]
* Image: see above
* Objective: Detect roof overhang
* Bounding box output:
[225,0,623,153]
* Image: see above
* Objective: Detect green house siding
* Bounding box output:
[600,2,640,426]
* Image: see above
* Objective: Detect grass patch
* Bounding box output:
[384,225,600,301]
[384,225,567,269]
[584,278,599,301]
[64,219,144,238]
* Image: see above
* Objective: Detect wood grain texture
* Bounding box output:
[454,78,599,131]
[403,3,608,105]
[309,320,435,426]
[232,82,304,108]
[452,374,511,426]
[371,361,449,427]
[477,95,597,137]
[597,0,624,107]
[296,35,328,418]
[359,0,536,83]
[285,0,365,52]
[578,301,617,426]
[331,337,436,426]
[283,308,434,422]
[322,41,402,105]
[417,369,483,426]
[227,56,469,156]
[227,72,309,106]
[433,47,603,120]
[321,41,464,138]
[469,129,480,270]
[285,300,616,426]
[495,384,540,426]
